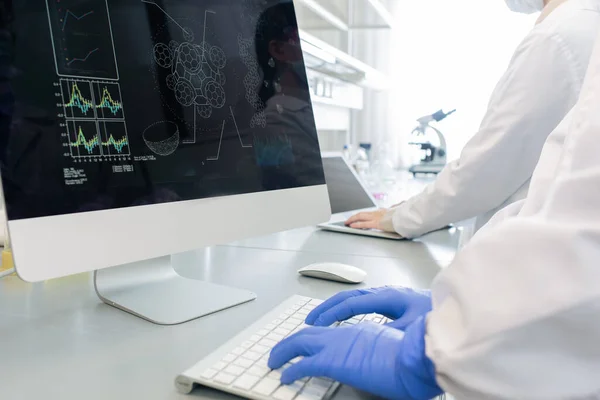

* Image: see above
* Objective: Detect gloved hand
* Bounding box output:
[268,317,442,400]
[306,286,432,330]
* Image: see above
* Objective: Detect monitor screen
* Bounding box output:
[0,0,325,220]
[322,156,376,214]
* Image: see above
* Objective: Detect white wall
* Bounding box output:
[351,28,392,157]
[355,0,537,167]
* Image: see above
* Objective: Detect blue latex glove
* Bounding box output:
[306,286,432,330]
[268,317,442,400]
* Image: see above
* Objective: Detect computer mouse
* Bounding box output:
[298,262,367,284]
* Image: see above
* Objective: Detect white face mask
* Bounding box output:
[504,0,545,13]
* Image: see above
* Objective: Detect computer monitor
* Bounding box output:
[321,153,377,215]
[1,0,330,324]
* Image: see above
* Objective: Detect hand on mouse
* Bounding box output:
[305,286,432,330]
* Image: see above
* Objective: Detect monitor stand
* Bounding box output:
[93,252,257,325]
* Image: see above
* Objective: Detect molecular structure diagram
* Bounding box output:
[238,34,266,128]
[153,37,227,119]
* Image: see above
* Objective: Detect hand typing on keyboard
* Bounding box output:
[268,316,442,400]
[183,295,443,400]
[305,286,432,331]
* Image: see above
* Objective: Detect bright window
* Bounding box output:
[387,0,537,165]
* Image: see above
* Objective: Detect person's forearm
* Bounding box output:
[391,154,532,238]
[390,30,578,239]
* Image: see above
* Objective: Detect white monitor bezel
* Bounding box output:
[8,184,330,282]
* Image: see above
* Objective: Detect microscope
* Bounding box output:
[408,109,455,176]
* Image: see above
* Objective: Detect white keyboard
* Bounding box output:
[175,295,393,399]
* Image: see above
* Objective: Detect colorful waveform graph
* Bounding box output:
[99,121,131,156]
[94,83,124,119]
[62,79,96,119]
[68,121,101,157]
[102,134,129,153]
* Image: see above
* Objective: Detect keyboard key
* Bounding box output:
[296,310,309,317]
[373,317,382,324]
[224,365,245,376]
[257,329,269,337]
[273,383,305,400]
[296,392,323,400]
[247,365,269,378]
[304,378,332,397]
[259,338,278,348]
[287,317,303,326]
[222,353,236,363]
[252,378,280,396]
[250,335,262,342]
[295,298,310,306]
[251,344,270,355]
[201,368,218,379]
[290,357,302,364]
[311,378,334,390]
[214,372,236,385]
[303,385,327,397]
[309,299,323,306]
[233,357,254,369]
[266,332,285,342]
[241,341,253,349]
[255,357,269,368]
[268,369,283,380]
[279,314,290,320]
[274,327,291,336]
[284,309,295,315]
[233,374,260,391]
[243,350,261,361]
[299,323,311,330]
[213,361,227,371]
[232,347,245,356]
[301,306,314,313]
[265,324,276,331]
[344,319,357,325]
[280,322,297,331]
[272,319,284,325]
[291,305,302,311]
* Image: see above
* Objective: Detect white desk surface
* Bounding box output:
[229,225,460,265]
[0,229,458,400]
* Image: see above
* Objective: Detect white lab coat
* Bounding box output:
[425,29,600,399]
[389,0,600,239]
[477,109,574,236]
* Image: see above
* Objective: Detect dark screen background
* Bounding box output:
[0,0,325,220]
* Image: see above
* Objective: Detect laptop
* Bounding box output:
[318,153,404,240]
